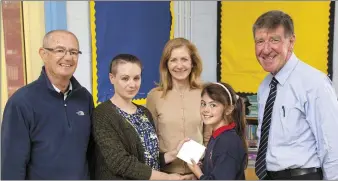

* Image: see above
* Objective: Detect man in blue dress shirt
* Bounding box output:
[253,10,338,180]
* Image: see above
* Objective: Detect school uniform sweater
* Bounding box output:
[200,122,247,180]
[1,67,94,179]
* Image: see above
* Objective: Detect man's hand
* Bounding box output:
[187,159,203,179]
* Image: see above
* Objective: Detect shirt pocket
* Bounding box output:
[279,102,306,140]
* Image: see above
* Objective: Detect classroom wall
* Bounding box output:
[0,2,45,119]
[66,1,219,91]
[1,7,7,118]
[66,1,92,93]
[44,1,67,32]
[169,1,217,83]
[333,4,338,94]
[22,1,45,83]
[191,1,217,83]
[65,1,338,94]
[1,2,338,112]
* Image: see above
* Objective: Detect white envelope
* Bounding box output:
[177,139,206,165]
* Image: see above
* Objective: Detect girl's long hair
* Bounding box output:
[201,82,248,168]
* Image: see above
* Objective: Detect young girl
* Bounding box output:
[187,82,248,180]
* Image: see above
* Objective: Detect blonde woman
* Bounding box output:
[146,38,212,177]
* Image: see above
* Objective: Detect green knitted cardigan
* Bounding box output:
[90,100,165,179]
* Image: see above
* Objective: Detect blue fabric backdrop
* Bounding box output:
[94,1,172,103]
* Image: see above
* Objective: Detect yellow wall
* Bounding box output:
[22,1,45,83]
[90,1,98,106]
[220,2,331,93]
[1,5,8,119]
[1,2,45,119]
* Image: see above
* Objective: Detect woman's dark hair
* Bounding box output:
[109,54,142,75]
[201,82,248,168]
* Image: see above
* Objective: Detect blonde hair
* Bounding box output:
[156,38,202,97]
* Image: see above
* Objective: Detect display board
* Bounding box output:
[90,1,174,106]
[217,1,335,93]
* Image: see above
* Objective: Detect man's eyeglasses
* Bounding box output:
[44,47,82,57]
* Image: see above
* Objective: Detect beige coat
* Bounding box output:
[146,88,212,174]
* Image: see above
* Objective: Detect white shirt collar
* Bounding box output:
[52,82,72,100]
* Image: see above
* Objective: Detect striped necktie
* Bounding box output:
[255,77,279,179]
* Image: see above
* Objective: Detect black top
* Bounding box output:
[200,124,246,180]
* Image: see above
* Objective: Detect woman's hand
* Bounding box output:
[167,173,184,180]
[181,174,197,180]
[164,137,191,164]
[187,159,203,179]
[174,137,191,155]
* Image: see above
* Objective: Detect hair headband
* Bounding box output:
[213,82,239,105]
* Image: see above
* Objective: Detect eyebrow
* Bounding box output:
[119,74,141,77]
[68,48,80,51]
[201,100,217,104]
[255,35,281,41]
[171,56,190,59]
[50,45,66,49]
[254,38,264,41]
[53,46,79,51]
[270,35,281,39]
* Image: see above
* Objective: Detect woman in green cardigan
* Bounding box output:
[91,54,189,180]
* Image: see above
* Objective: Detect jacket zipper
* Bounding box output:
[64,97,71,128]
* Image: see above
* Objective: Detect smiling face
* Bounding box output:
[167,46,192,84]
[200,93,227,129]
[109,62,141,101]
[254,25,295,75]
[39,31,80,80]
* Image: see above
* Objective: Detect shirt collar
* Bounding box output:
[52,82,73,94]
[274,53,299,86]
[212,122,236,139]
[39,66,82,93]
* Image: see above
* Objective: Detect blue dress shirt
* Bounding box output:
[257,53,338,180]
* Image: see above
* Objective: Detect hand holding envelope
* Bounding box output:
[176,139,206,179]
[176,139,206,165]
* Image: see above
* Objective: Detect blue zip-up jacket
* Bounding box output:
[1,67,94,179]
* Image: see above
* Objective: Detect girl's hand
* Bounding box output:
[187,159,203,179]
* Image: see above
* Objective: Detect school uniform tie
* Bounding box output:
[255,77,278,179]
